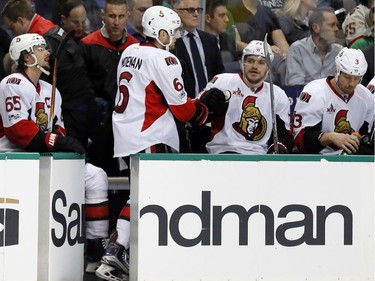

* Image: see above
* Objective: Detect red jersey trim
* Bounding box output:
[169,99,196,122]
[326,78,354,102]
[119,204,130,221]
[294,128,306,153]
[142,82,168,132]
[4,120,40,148]
[85,202,109,221]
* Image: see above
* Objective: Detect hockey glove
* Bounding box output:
[199,88,227,116]
[45,133,86,154]
[267,142,289,154]
[354,134,374,155]
[189,101,208,127]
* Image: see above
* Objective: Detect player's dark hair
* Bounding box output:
[145,36,157,44]
[15,50,28,73]
[60,0,86,18]
[104,0,128,10]
[206,0,228,16]
[1,0,35,21]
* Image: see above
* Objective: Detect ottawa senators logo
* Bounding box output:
[334,109,353,134]
[232,96,267,141]
[35,102,48,132]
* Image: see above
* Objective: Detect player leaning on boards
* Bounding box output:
[292,47,374,155]
[0,33,85,154]
[95,5,225,281]
[202,40,293,154]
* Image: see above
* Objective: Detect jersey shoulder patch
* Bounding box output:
[164,56,179,66]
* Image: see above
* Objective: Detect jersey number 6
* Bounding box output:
[115,71,133,113]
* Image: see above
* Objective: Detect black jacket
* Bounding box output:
[173,30,224,98]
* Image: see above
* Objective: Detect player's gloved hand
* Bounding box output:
[190,101,208,126]
[45,133,86,154]
[199,88,227,116]
[354,134,374,155]
[267,142,289,154]
[52,125,66,136]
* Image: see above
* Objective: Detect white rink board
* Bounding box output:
[0,153,85,281]
[0,154,40,281]
[39,156,85,281]
[130,155,375,281]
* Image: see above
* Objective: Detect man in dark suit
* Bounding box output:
[172,0,224,152]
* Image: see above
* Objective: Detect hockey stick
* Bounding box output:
[263,33,279,154]
[48,30,75,130]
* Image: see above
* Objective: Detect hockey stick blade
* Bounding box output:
[263,33,279,154]
[49,30,76,128]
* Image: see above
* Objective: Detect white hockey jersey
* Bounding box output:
[342,4,372,46]
[112,43,197,157]
[292,78,374,154]
[205,73,291,154]
[0,72,64,152]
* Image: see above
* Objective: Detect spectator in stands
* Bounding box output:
[342,0,374,48]
[273,0,317,85]
[82,0,103,33]
[205,0,242,72]
[60,0,88,41]
[320,0,347,45]
[292,47,374,155]
[348,6,374,49]
[1,0,96,150]
[285,6,342,86]
[126,0,153,42]
[204,40,293,154]
[95,6,217,281]
[172,0,224,153]
[229,0,289,60]
[277,0,316,45]
[81,0,138,176]
[0,26,11,80]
